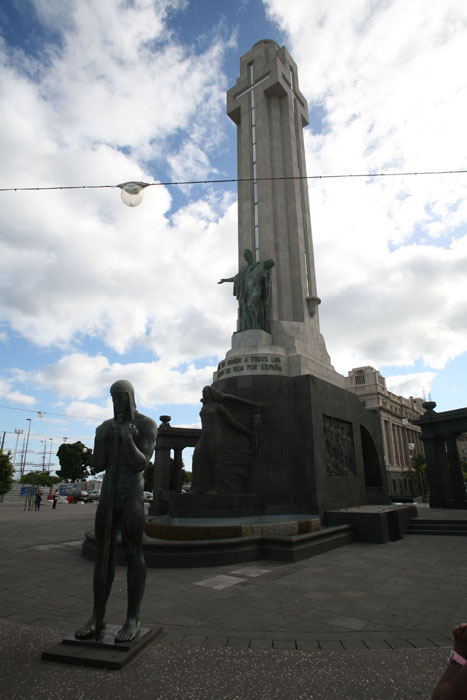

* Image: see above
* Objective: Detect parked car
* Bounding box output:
[87,491,100,502]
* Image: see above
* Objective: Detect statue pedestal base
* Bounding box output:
[213,329,289,382]
[41,625,163,670]
[213,328,345,387]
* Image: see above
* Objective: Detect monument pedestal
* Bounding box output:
[212,372,389,519]
[214,329,288,382]
[164,492,265,518]
[214,329,345,388]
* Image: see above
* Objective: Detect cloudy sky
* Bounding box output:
[1,0,467,474]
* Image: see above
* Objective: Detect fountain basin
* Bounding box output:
[144,513,320,541]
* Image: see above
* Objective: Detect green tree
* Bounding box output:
[0,450,14,497]
[182,469,192,485]
[410,452,428,499]
[412,453,427,481]
[56,441,93,482]
[20,471,61,487]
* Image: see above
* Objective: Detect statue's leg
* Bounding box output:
[94,523,118,639]
[75,502,118,640]
[115,497,146,642]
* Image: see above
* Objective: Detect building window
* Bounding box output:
[355,371,365,385]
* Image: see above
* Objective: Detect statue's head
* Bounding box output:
[263,258,275,270]
[243,249,254,264]
[110,379,136,421]
[201,386,213,404]
[201,385,223,404]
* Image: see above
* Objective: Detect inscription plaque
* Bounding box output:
[217,354,283,378]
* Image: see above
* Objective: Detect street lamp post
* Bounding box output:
[407,442,415,498]
[21,419,32,479]
[12,429,23,475]
[48,438,53,470]
[40,440,48,471]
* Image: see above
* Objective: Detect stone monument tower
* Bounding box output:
[216,39,343,386]
[210,41,389,518]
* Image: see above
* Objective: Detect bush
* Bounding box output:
[0,450,15,496]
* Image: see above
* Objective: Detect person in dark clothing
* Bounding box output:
[432,624,467,700]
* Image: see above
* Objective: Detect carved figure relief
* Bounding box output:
[190,386,263,494]
[323,415,356,477]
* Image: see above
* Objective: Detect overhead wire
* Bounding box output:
[1,168,467,192]
[0,403,101,422]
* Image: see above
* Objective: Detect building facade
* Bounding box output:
[345,366,425,499]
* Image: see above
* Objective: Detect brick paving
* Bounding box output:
[1,500,467,698]
[1,500,466,650]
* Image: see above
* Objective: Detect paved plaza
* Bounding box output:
[1,500,467,698]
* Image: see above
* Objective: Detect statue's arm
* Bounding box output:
[93,422,111,472]
[218,405,256,436]
[222,393,265,410]
[121,419,158,473]
[218,275,236,284]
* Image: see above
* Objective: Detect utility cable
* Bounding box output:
[1,168,467,192]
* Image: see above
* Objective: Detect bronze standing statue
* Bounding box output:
[219,249,275,332]
[75,380,157,642]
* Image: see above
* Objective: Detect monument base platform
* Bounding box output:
[325,504,417,543]
[81,523,355,567]
[212,373,390,518]
[41,625,163,670]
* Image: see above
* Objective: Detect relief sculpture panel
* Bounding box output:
[323,415,356,477]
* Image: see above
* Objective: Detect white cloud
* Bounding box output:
[0,379,37,406]
[265,0,467,374]
[385,372,437,399]
[21,351,215,408]
[2,0,467,427]
[0,0,239,366]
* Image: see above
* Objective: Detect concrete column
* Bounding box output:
[422,436,450,508]
[171,448,184,494]
[226,40,342,386]
[150,445,171,515]
[391,423,401,467]
[446,434,467,507]
[385,421,394,465]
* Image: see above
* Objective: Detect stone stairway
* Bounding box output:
[406,518,467,536]
[2,484,25,502]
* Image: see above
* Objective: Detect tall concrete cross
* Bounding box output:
[226,40,343,385]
